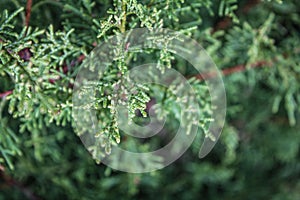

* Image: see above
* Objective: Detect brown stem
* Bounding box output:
[222,60,270,76]
[0,90,12,98]
[25,0,33,34]
[191,60,272,81]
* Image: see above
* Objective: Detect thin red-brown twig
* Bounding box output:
[222,60,270,75]
[25,0,33,34]
[0,90,12,98]
[191,60,272,81]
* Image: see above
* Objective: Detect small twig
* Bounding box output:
[0,90,12,98]
[221,60,270,76]
[192,60,272,81]
[25,0,33,34]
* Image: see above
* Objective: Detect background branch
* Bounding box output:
[25,0,32,33]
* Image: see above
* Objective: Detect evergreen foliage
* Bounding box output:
[0,0,299,199]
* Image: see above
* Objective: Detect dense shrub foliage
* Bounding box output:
[0,0,299,199]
